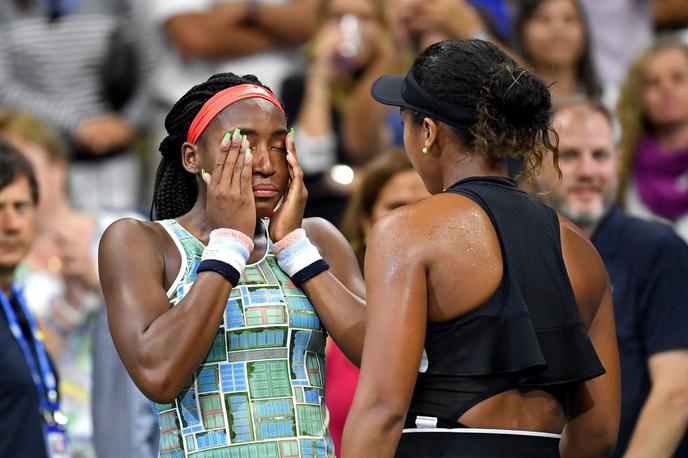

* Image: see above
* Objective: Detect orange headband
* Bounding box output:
[187,84,285,144]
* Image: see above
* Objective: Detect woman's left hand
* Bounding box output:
[269,131,308,242]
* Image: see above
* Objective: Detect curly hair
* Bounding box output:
[151,73,272,220]
[409,39,559,181]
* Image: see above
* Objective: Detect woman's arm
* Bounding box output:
[301,217,366,365]
[559,220,621,457]
[99,219,237,403]
[560,281,621,457]
[100,132,255,403]
[341,211,428,457]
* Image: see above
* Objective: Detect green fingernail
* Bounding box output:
[233,127,241,139]
[290,127,295,139]
[222,131,231,145]
[201,168,206,176]
[246,148,252,156]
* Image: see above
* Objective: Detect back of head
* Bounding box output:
[410,39,556,179]
[0,109,67,163]
[0,139,39,204]
[152,73,272,220]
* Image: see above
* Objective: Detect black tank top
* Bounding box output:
[406,176,605,427]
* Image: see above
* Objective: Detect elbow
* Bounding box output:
[174,34,212,58]
[137,369,183,404]
[165,25,213,57]
[133,351,186,403]
[584,425,619,458]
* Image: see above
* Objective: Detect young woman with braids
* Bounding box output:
[98,73,366,457]
[342,40,620,457]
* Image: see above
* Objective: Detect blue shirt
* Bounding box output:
[592,206,688,458]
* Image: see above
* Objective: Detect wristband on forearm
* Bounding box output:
[272,229,329,287]
[197,229,254,286]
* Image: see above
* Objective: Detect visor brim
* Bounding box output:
[371,75,407,108]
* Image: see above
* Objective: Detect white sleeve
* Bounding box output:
[293,125,338,175]
[148,0,213,25]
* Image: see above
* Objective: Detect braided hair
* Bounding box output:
[151,73,271,220]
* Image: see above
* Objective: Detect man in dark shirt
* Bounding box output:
[0,140,52,457]
[535,97,688,458]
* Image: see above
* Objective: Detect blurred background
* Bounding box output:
[1,0,687,457]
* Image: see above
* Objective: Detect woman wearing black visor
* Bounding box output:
[341,39,620,458]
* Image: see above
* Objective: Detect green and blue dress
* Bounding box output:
[153,219,335,458]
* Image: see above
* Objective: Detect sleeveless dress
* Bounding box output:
[397,177,605,458]
[152,219,335,458]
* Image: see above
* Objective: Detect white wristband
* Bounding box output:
[272,229,329,286]
[201,229,254,276]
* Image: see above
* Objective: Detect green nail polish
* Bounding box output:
[246,148,252,156]
[201,168,206,176]
[233,127,241,139]
[290,127,295,139]
[222,131,231,145]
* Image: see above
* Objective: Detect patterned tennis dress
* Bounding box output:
[152,219,335,458]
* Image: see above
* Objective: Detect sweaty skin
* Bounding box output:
[341,111,620,458]
[99,98,365,404]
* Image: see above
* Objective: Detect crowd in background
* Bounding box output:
[1,0,688,457]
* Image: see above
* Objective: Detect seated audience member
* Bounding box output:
[617,38,688,241]
[513,0,601,100]
[1,140,69,457]
[0,110,157,458]
[535,97,688,458]
[281,0,398,224]
[0,0,154,213]
[327,148,429,454]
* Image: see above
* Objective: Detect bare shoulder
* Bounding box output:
[99,218,167,267]
[101,217,160,248]
[367,192,494,257]
[557,214,610,325]
[302,216,340,240]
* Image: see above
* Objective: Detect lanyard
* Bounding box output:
[0,285,63,425]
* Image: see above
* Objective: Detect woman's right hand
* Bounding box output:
[309,21,344,81]
[202,128,256,237]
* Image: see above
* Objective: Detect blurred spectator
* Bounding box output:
[579,0,653,103]
[0,0,154,213]
[145,0,319,205]
[340,148,430,269]
[281,0,398,224]
[341,0,512,175]
[513,0,601,100]
[653,0,688,33]
[617,38,688,241]
[327,148,429,455]
[0,110,157,458]
[535,97,688,458]
[0,140,68,458]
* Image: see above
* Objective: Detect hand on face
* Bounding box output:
[202,128,256,237]
[268,131,308,242]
